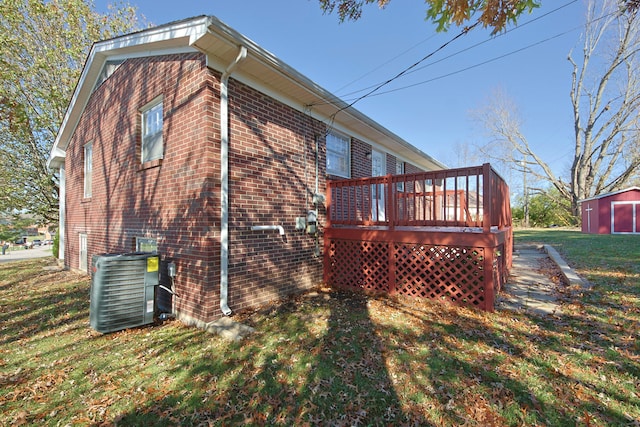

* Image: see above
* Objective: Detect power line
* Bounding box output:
[351,28,578,100]
[340,7,620,100]
[326,21,480,123]
[382,1,580,85]
[333,33,439,96]
[336,0,579,100]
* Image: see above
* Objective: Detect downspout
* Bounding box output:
[314,135,320,257]
[315,135,319,199]
[58,164,66,262]
[220,46,247,316]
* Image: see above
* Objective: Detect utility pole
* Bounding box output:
[521,156,529,228]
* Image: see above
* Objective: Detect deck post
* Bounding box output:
[386,174,395,230]
[483,246,495,312]
[325,181,333,229]
[482,163,492,233]
[323,234,332,286]
[323,183,332,284]
[388,241,396,295]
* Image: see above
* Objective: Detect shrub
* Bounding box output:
[52,228,59,259]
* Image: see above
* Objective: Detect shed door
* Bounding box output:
[611,201,639,234]
[371,150,386,222]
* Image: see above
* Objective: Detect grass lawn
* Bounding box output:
[1,229,638,426]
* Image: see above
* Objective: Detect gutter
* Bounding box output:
[219,45,247,316]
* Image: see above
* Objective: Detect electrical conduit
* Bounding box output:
[220,46,247,316]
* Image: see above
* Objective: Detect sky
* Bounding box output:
[94,0,588,190]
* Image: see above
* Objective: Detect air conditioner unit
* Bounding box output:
[90,252,160,333]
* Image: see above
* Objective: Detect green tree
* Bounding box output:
[0,0,143,224]
[512,188,577,228]
[319,0,540,33]
[0,215,35,243]
[319,0,640,33]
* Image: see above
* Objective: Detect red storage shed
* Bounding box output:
[580,187,640,234]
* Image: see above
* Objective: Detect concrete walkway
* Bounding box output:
[498,244,586,316]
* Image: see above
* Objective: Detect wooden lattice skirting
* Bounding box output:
[323,228,511,312]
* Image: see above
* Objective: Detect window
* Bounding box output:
[424,178,443,191]
[84,142,92,198]
[136,237,158,253]
[141,98,163,163]
[396,160,405,192]
[79,233,88,272]
[326,132,350,177]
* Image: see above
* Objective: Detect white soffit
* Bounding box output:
[196,17,444,171]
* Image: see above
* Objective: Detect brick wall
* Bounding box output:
[65,51,428,325]
[66,52,329,323]
[66,53,220,322]
[225,77,326,314]
[386,153,396,175]
[404,162,423,175]
[351,138,372,178]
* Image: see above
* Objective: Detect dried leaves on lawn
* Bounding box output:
[1,250,639,426]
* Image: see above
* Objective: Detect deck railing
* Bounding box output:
[327,163,511,232]
[324,163,513,312]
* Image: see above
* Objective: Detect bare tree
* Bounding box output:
[471,87,545,195]
[475,0,640,219]
[567,0,640,215]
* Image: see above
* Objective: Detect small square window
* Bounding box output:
[136,237,157,253]
[141,99,163,163]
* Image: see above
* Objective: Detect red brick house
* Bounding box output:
[580,187,640,234]
[48,16,446,326]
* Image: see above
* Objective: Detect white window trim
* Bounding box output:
[79,233,88,272]
[396,160,405,192]
[326,131,351,178]
[136,237,158,253]
[84,142,92,198]
[141,96,164,163]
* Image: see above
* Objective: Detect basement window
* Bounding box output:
[136,237,158,253]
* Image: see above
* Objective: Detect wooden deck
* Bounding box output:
[323,164,512,312]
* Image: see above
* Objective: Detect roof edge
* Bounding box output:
[49,15,445,172]
[579,186,640,203]
[201,16,445,170]
[48,16,210,169]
